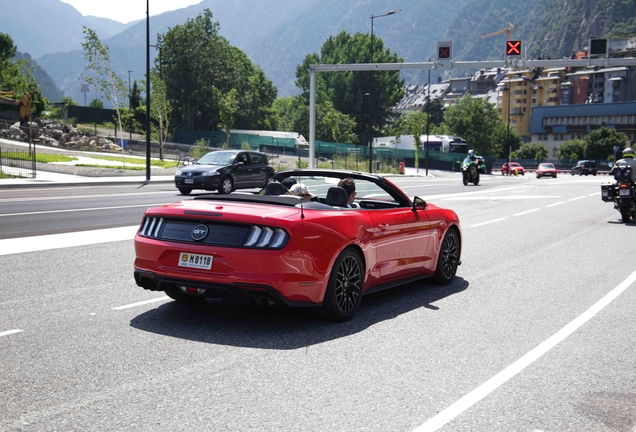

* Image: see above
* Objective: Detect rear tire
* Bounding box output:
[473,174,479,185]
[621,207,631,223]
[319,248,363,321]
[433,229,460,284]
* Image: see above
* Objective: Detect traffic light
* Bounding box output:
[590,38,608,55]
[437,41,452,60]
[506,40,521,56]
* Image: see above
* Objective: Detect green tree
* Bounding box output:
[556,139,586,162]
[444,94,504,156]
[513,142,549,162]
[81,26,127,157]
[0,32,16,77]
[89,98,104,108]
[320,100,357,144]
[157,9,277,132]
[130,80,141,109]
[422,97,445,127]
[402,111,428,169]
[584,127,627,160]
[295,31,404,146]
[214,87,238,147]
[150,70,172,161]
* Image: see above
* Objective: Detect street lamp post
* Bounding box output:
[504,83,511,175]
[128,69,134,139]
[145,0,151,181]
[368,9,401,173]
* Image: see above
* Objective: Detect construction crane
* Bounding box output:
[481,22,516,41]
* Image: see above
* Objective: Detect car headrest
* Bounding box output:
[325,186,348,207]
[264,182,286,195]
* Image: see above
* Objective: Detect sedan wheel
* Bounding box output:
[219,177,233,194]
[433,229,460,284]
[319,249,363,321]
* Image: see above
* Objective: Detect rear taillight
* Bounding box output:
[620,183,629,189]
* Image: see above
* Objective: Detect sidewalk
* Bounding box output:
[0,171,174,188]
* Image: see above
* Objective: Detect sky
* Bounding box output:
[60,0,203,24]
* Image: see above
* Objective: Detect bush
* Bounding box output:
[190,138,211,159]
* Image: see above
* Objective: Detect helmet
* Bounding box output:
[623,147,634,158]
[468,149,475,157]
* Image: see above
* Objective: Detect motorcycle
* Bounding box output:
[601,166,636,223]
[462,156,485,186]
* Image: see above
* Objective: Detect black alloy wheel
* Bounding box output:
[319,249,363,321]
[433,229,460,284]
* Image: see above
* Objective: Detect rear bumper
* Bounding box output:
[134,270,318,307]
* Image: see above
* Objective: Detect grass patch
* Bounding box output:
[0,171,20,179]
[4,153,78,163]
[75,164,146,171]
[90,155,178,168]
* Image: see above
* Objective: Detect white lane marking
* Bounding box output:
[568,196,587,202]
[589,192,601,196]
[470,218,506,228]
[442,195,559,201]
[0,226,139,256]
[112,296,171,310]
[0,190,178,204]
[0,329,23,337]
[413,269,636,432]
[545,201,565,208]
[514,208,541,217]
[425,185,532,201]
[0,202,174,218]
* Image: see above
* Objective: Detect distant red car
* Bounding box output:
[134,169,462,321]
[536,162,557,178]
[501,162,525,175]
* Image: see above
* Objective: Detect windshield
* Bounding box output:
[196,151,236,165]
[539,163,554,169]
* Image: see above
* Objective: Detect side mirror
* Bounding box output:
[412,196,427,211]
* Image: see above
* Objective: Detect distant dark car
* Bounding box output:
[175,150,275,195]
[570,160,598,176]
[536,163,557,178]
[501,162,525,175]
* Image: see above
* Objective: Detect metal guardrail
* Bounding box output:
[0,146,36,178]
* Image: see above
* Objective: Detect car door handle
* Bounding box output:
[377,224,390,231]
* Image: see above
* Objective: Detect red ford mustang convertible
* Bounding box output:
[134,169,462,321]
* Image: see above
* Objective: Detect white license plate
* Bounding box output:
[184,179,194,184]
[178,252,213,270]
[602,190,608,197]
[619,189,631,197]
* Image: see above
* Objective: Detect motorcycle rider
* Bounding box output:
[463,150,476,168]
[610,147,636,182]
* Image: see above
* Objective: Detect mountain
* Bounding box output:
[4,0,636,105]
[13,52,65,102]
[83,16,137,40]
[0,0,128,57]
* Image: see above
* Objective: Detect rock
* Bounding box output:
[10,124,22,138]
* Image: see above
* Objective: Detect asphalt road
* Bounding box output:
[1,171,635,432]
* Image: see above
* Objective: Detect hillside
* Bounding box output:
[4,0,636,105]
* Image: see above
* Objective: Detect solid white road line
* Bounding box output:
[112,296,171,310]
[0,329,23,338]
[568,196,587,201]
[0,202,174,218]
[0,226,139,256]
[413,268,636,432]
[0,190,178,204]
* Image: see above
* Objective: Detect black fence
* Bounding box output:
[0,147,36,178]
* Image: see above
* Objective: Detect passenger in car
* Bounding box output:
[291,183,315,202]
[338,178,357,208]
